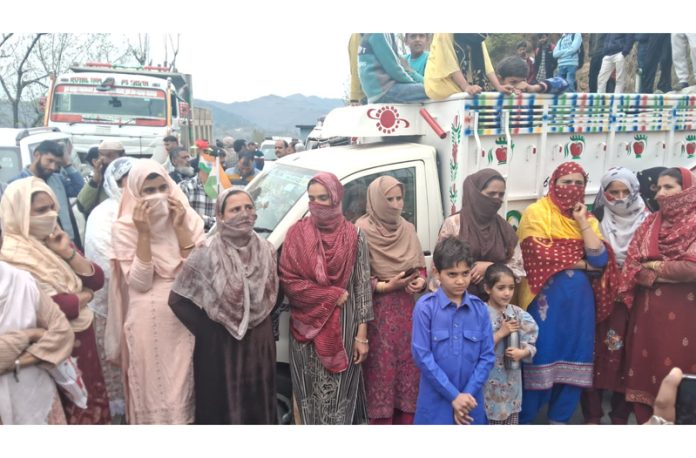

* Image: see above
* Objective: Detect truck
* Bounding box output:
[245,91,696,422]
[42,63,204,163]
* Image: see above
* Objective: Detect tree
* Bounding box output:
[0,33,46,127]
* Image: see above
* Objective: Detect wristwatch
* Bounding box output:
[13,359,20,382]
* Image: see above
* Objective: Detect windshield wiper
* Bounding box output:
[70,116,103,126]
[118,118,154,127]
[253,227,273,234]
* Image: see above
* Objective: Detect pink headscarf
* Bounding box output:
[105,160,204,363]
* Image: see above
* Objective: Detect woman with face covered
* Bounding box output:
[581,167,649,424]
[355,176,425,425]
[517,162,617,424]
[0,177,110,424]
[434,169,523,300]
[279,172,373,425]
[168,189,278,424]
[107,159,205,424]
[618,167,696,424]
[84,156,136,421]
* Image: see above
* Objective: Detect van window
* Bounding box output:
[0,147,22,183]
[342,167,416,226]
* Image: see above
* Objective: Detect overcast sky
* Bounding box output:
[7,0,686,106]
[153,32,351,103]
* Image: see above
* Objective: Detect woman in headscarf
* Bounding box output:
[107,159,205,424]
[618,167,696,424]
[279,172,373,425]
[636,166,667,213]
[355,176,424,425]
[169,189,278,424]
[0,177,110,424]
[581,167,649,424]
[84,156,135,421]
[0,261,74,425]
[517,162,616,424]
[434,169,523,300]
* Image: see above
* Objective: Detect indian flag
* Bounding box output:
[199,152,232,199]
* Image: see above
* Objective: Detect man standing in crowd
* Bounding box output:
[163,135,179,156]
[169,147,195,184]
[671,33,696,90]
[274,139,289,159]
[226,151,260,187]
[76,140,125,216]
[179,156,217,231]
[10,140,84,249]
[534,34,557,83]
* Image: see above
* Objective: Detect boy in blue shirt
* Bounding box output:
[412,237,495,425]
[497,56,569,95]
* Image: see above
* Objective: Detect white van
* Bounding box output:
[246,91,696,421]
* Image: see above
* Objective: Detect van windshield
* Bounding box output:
[50,84,167,126]
[246,164,317,237]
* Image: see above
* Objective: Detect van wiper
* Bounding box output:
[253,227,273,234]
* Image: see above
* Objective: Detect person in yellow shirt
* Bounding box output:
[425,33,513,100]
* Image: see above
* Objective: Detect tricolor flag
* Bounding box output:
[199,151,232,199]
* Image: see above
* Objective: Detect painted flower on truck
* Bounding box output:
[488,136,513,165]
[564,134,585,160]
[366,106,410,134]
[449,114,462,215]
[631,134,647,158]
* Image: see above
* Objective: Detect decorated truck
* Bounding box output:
[42,63,197,163]
[244,91,696,422]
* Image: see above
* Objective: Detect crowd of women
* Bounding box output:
[0,153,695,425]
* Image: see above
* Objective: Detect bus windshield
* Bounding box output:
[50,84,167,126]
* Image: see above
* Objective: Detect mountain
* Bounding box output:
[195,94,344,138]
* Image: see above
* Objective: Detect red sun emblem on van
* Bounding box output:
[367,106,411,133]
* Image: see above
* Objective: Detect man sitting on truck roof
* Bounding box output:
[496,56,569,94]
[358,33,428,103]
[10,140,85,250]
[76,140,126,217]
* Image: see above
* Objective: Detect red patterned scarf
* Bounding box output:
[619,168,696,308]
[520,162,620,322]
[279,172,359,373]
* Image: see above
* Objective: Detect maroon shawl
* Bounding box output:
[279,172,358,373]
[620,168,696,308]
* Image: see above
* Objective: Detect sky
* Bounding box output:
[3,0,690,105]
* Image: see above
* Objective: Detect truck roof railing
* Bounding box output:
[15,127,61,143]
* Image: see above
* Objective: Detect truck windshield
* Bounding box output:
[246,164,317,237]
[50,84,167,126]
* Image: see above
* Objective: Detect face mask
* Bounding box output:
[220,211,257,244]
[29,211,58,240]
[143,193,169,218]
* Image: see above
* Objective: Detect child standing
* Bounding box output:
[482,264,539,425]
[412,237,495,425]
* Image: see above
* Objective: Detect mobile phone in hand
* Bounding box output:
[403,267,418,277]
[676,373,696,425]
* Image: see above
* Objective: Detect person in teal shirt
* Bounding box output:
[412,236,495,425]
[403,33,430,77]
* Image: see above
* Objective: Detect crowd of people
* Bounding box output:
[1,126,694,425]
[351,33,696,105]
